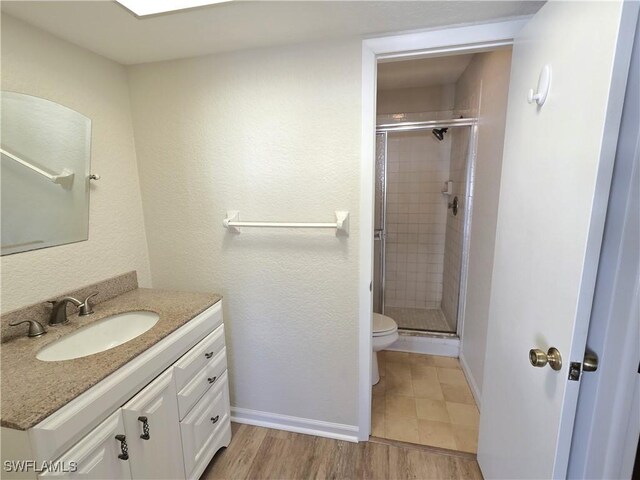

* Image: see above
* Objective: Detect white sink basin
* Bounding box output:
[37,311,160,362]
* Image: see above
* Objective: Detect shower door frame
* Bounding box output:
[375,119,478,338]
[374,131,389,315]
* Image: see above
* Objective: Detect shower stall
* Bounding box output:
[373,115,477,335]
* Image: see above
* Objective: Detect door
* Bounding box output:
[121,369,185,480]
[40,411,131,479]
[477,1,638,479]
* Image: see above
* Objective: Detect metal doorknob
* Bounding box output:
[583,351,598,372]
[529,347,563,371]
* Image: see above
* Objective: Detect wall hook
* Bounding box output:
[527,64,551,107]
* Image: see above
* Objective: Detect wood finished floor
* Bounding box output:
[201,423,483,479]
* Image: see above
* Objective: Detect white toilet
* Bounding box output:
[372,312,399,385]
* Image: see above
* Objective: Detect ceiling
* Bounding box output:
[1,1,543,66]
[377,54,474,90]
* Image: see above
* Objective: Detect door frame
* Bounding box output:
[567,12,640,476]
[358,17,530,440]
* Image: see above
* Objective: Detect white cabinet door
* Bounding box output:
[39,411,131,480]
[180,372,231,480]
[121,369,185,480]
[477,1,639,479]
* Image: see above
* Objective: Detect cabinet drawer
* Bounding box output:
[173,324,225,393]
[180,372,231,480]
[177,348,227,420]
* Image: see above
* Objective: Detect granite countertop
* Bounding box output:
[1,288,222,430]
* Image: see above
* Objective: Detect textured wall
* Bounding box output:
[456,49,512,398]
[377,85,455,115]
[127,40,362,427]
[1,15,151,312]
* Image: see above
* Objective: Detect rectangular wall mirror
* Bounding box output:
[1,91,92,255]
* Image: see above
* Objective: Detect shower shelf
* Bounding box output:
[223,210,349,236]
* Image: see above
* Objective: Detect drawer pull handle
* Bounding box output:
[138,416,150,440]
[205,352,214,359]
[207,376,217,384]
[115,434,129,460]
[210,415,219,424]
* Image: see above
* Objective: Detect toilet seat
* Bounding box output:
[373,313,397,337]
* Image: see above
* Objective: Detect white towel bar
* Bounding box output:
[1,148,74,188]
[223,210,349,235]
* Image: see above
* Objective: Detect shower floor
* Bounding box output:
[384,307,452,333]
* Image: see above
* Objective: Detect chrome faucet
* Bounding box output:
[48,292,98,325]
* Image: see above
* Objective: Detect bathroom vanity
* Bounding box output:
[1,284,230,480]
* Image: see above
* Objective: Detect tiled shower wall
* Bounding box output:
[440,127,470,329]
[384,131,451,309]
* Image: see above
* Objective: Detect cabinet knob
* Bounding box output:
[205,352,214,359]
[138,416,150,440]
[207,376,217,384]
[115,434,129,460]
[210,415,219,424]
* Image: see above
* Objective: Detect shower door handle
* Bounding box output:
[374,229,385,241]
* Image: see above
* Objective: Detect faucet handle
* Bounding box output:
[9,319,46,337]
[79,292,98,316]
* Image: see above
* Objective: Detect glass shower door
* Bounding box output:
[374,125,476,334]
[373,132,387,314]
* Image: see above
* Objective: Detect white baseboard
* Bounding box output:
[458,352,482,411]
[386,333,460,357]
[230,407,359,443]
